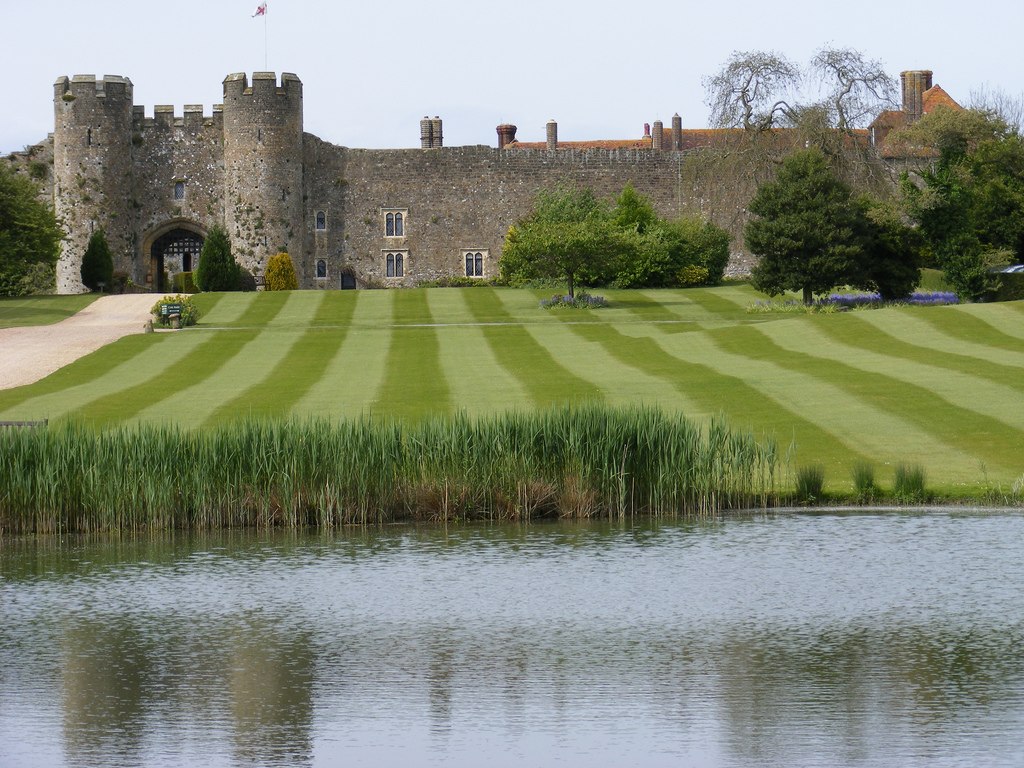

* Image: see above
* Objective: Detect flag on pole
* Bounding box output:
[252,2,267,17]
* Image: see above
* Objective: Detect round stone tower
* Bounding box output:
[221,72,304,276]
[53,75,135,293]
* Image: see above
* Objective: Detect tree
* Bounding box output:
[500,186,617,299]
[853,197,922,300]
[612,182,657,234]
[0,164,63,296]
[898,108,1024,298]
[747,149,862,304]
[80,229,113,291]
[265,251,298,290]
[704,50,801,132]
[810,47,897,132]
[194,225,240,292]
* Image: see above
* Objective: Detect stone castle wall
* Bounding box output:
[35,71,752,293]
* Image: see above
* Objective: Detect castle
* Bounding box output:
[19,69,954,293]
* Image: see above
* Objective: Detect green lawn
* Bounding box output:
[2,285,1023,493]
[0,294,98,328]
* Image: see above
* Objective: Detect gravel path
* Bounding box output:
[0,294,160,390]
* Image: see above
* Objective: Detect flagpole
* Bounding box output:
[264,11,268,70]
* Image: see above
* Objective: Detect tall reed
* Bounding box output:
[0,405,780,534]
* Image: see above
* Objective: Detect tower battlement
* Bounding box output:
[222,72,302,100]
[131,104,225,131]
[54,74,133,102]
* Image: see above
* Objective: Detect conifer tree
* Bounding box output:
[265,251,299,291]
[80,229,113,292]
[194,225,239,292]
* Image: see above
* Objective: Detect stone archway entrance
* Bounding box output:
[147,226,205,292]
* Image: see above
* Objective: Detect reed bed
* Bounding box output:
[0,405,780,534]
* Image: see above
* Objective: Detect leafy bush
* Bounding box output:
[991,272,1024,302]
[418,276,497,288]
[18,261,55,295]
[194,225,240,292]
[80,230,113,291]
[678,264,710,287]
[171,271,197,294]
[150,294,200,327]
[265,251,298,291]
[794,464,825,504]
[892,463,927,503]
[539,292,609,309]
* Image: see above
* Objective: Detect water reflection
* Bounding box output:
[2,514,1023,767]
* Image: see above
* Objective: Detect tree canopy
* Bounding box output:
[500,184,731,296]
[747,149,863,304]
[265,251,299,291]
[897,108,1024,298]
[0,164,63,296]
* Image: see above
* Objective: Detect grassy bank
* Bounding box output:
[0,405,779,534]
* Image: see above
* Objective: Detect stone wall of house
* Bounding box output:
[301,142,737,289]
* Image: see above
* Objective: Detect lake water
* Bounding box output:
[2,511,1023,767]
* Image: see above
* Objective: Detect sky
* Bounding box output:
[3,0,1023,154]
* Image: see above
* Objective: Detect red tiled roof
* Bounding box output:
[921,84,962,114]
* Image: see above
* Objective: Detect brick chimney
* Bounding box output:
[546,119,558,150]
[496,123,517,149]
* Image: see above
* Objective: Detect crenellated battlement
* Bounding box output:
[54,74,133,102]
[222,71,302,100]
[131,104,225,131]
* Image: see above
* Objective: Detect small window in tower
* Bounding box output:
[316,259,327,279]
[394,213,404,237]
[316,211,326,231]
[386,213,395,237]
[174,181,185,200]
[86,128,92,147]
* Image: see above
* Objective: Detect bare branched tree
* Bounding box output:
[969,85,1024,134]
[703,51,801,132]
[810,47,897,131]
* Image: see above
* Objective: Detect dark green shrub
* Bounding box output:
[194,225,240,292]
[18,261,55,295]
[236,269,257,292]
[171,271,197,294]
[992,272,1024,302]
[80,230,113,291]
[150,294,200,327]
[794,464,825,504]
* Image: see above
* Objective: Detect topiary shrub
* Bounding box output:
[171,271,197,294]
[80,229,113,291]
[151,294,200,327]
[265,251,298,291]
[678,264,710,287]
[194,225,240,292]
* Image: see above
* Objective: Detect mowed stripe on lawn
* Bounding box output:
[462,288,602,407]
[429,291,532,414]
[712,323,1010,477]
[373,290,450,420]
[130,292,297,426]
[204,292,358,425]
[654,325,979,478]
[293,290,392,418]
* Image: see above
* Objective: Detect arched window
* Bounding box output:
[315,211,326,231]
[316,259,327,279]
[464,251,485,277]
[386,252,405,278]
[384,210,407,237]
[174,181,185,200]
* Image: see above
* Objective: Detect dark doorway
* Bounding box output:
[151,229,204,291]
[340,270,357,290]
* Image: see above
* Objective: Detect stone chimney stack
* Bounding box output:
[652,120,664,150]
[672,113,683,150]
[496,123,517,149]
[420,117,433,149]
[546,119,558,150]
[431,116,443,148]
[901,70,933,121]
